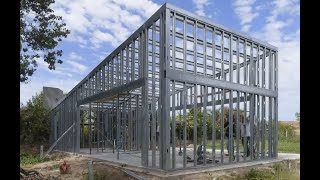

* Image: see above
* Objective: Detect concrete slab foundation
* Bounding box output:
[77,148,299,177]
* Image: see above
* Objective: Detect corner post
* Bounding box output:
[159,5,171,170]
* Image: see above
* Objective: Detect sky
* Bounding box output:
[20,0,300,121]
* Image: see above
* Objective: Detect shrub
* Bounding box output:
[20,150,44,166]
[20,92,50,146]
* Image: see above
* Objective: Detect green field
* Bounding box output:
[278,136,300,153]
[190,135,300,154]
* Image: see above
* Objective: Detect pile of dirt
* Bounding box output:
[23,151,89,180]
[23,151,135,180]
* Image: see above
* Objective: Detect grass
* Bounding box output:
[206,139,244,151]
[235,161,300,180]
[203,161,299,180]
[278,136,300,153]
[20,143,70,168]
[20,149,45,167]
[241,168,274,180]
[200,135,300,154]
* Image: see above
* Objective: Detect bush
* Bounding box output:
[235,162,300,180]
[244,168,274,180]
[20,92,50,146]
[20,150,44,167]
[174,107,245,142]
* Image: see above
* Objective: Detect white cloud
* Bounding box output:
[65,33,88,45]
[66,61,88,72]
[113,0,160,18]
[241,24,251,32]
[231,0,300,120]
[255,5,262,11]
[51,0,160,50]
[34,57,49,69]
[47,69,73,77]
[52,0,92,34]
[34,55,86,76]
[68,52,83,61]
[232,0,259,32]
[94,52,110,63]
[90,30,114,49]
[273,0,300,16]
[21,0,162,105]
[247,0,300,120]
[192,0,210,17]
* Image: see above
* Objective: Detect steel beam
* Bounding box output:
[171,94,249,111]
[236,91,240,162]
[220,88,225,163]
[165,4,277,51]
[159,9,171,170]
[172,81,176,168]
[141,28,149,167]
[167,70,276,97]
[274,52,278,158]
[183,83,187,168]
[229,90,234,162]
[117,95,120,160]
[78,78,145,105]
[249,42,254,160]
[193,84,197,167]
[203,85,207,165]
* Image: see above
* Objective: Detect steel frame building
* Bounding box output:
[49,3,278,171]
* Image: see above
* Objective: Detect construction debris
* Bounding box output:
[20,167,44,180]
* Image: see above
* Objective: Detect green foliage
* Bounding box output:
[278,122,295,140]
[174,107,245,142]
[244,168,274,180]
[295,112,300,121]
[20,150,44,167]
[278,136,300,153]
[20,92,50,145]
[174,108,301,153]
[20,0,70,82]
[274,121,300,153]
[239,162,300,180]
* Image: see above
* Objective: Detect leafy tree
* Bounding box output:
[174,107,245,142]
[80,110,90,147]
[20,92,50,145]
[20,0,70,82]
[295,112,300,122]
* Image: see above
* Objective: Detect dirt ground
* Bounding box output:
[22,151,299,180]
[22,151,130,180]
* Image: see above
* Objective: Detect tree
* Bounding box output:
[174,107,245,142]
[295,112,300,122]
[20,0,70,83]
[20,92,50,145]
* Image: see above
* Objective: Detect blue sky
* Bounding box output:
[20,0,300,121]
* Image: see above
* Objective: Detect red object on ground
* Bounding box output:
[59,160,71,174]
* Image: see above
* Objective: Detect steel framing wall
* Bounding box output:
[49,3,278,171]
